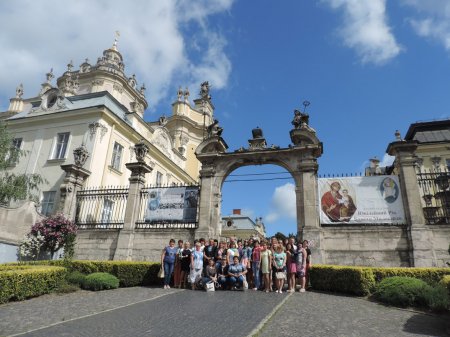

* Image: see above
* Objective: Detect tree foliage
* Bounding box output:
[0,121,44,204]
[273,232,287,241]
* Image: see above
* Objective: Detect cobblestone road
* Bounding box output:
[0,288,448,337]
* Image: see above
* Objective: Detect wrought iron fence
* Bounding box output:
[135,184,199,229]
[75,186,128,229]
[417,170,450,224]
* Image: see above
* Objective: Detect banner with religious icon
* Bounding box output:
[144,186,199,223]
[318,176,405,224]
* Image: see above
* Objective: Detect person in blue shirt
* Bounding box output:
[161,239,177,289]
[227,255,247,290]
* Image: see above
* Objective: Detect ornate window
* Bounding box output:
[111,142,124,171]
[52,132,70,159]
[41,191,56,216]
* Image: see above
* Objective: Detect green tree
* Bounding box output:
[274,232,287,242]
[0,121,44,204]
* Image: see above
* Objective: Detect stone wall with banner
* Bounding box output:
[144,186,199,224]
[313,175,411,267]
[318,176,406,225]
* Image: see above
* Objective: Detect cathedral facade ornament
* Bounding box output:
[88,122,108,141]
[15,84,24,99]
[113,83,124,93]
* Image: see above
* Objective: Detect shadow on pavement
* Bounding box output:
[402,312,450,337]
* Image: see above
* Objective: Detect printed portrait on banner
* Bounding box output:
[320,181,357,222]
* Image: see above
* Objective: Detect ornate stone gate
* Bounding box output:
[195,111,324,260]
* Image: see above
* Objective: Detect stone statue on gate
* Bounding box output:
[292,109,309,129]
[207,119,223,138]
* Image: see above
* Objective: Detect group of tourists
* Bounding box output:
[160,236,311,293]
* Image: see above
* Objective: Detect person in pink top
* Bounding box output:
[285,242,297,292]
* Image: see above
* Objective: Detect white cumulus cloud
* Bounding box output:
[265,183,296,223]
[323,0,402,65]
[0,0,234,113]
[403,0,450,52]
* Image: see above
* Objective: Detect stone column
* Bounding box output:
[294,158,324,264]
[113,161,152,261]
[196,165,218,239]
[59,164,91,219]
[387,140,432,266]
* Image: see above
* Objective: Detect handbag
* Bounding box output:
[158,267,165,278]
[275,271,286,279]
[205,281,215,292]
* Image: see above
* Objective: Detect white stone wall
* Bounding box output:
[75,230,195,262]
[318,226,411,267]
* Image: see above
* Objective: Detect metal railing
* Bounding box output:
[75,186,128,229]
[135,184,199,229]
[417,170,450,225]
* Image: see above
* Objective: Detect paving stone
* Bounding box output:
[2,290,286,337]
[257,291,450,337]
[1,288,448,337]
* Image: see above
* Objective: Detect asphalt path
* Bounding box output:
[0,287,448,337]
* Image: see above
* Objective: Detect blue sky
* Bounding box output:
[1,0,450,236]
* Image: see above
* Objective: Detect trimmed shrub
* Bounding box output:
[64,261,161,287]
[440,275,450,296]
[0,265,66,303]
[373,276,430,307]
[423,284,449,311]
[309,265,450,296]
[81,272,119,291]
[66,271,86,286]
[5,260,163,287]
[372,267,450,286]
[309,265,375,296]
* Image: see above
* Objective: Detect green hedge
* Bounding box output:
[81,272,119,291]
[34,260,162,287]
[309,265,450,296]
[372,267,450,286]
[0,265,66,304]
[440,275,450,296]
[309,265,375,295]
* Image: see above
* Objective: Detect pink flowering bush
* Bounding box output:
[20,214,78,260]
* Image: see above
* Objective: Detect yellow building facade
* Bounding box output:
[1,41,214,216]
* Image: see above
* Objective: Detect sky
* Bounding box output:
[1,0,450,236]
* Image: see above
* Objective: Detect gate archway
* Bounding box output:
[195,112,323,252]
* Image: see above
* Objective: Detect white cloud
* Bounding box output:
[403,0,450,51]
[265,183,296,223]
[379,153,395,167]
[0,0,234,112]
[323,0,402,65]
[240,208,255,219]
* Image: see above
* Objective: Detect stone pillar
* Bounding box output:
[59,164,91,219]
[387,140,432,266]
[113,161,152,261]
[196,165,218,239]
[294,158,324,264]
